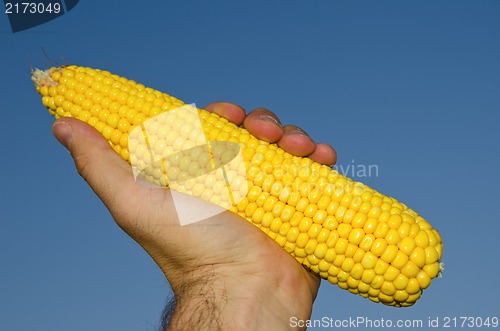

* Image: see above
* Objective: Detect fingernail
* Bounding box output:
[288,127,310,137]
[257,114,282,128]
[52,122,74,149]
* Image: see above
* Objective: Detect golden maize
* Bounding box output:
[32,65,443,307]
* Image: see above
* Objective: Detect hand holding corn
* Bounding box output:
[33,66,443,328]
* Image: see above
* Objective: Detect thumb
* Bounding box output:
[52,118,138,211]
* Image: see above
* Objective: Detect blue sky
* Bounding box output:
[1,1,499,330]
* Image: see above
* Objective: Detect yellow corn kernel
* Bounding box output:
[363,217,378,234]
[410,246,427,268]
[316,228,330,243]
[313,243,328,260]
[325,231,339,248]
[384,266,400,282]
[405,278,421,295]
[371,275,385,289]
[322,215,338,230]
[393,290,409,303]
[350,263,364,280]
[357,281,371,294]
[335,238,349,255]
[307,254,320,266]
[338,223,352,238]
[345,243,358,258]
[370,238,388,257]
[399,236,416,256]
[374,259,389,275]
[351,212,367,228]
[425,246,439,264]
[348,228,365,245]
[391,251,409,270]
[361,269,376,284]
[318,260,331,273]
[406,292,422,305]
[359,234,375,251]
[305,239,318,255]
[416,270,432,289]
[414,230,429,247]
[393,274,409,290]
[341,257,355,273]
[270,218,282,233]
[401,261,420,278]
[423,262,440,279]
[385,228,400,245]
[380,245,399,264]
[361,251,377,269]
[32,65,443,308]
[324,248,336,263]
[333,255,345,268]
[347,277,360,291]
[296,233,309,248]
[381,281,397,296]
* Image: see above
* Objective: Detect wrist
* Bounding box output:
[165,263,317,331]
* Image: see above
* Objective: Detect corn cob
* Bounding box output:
[32,65,443,307]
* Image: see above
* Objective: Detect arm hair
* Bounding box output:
[160,265,226,331]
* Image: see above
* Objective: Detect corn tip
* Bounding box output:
[31,67,59,87]
[438,261,444,278]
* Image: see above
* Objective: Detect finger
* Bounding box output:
[308,143,337,166]
[243,108,284,143]
[52,118,139,214]
[276,125,316,157]
[203,102,246,126]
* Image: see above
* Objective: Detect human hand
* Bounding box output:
[52,101,336,330]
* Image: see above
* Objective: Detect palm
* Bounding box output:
[112,186,321,309]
